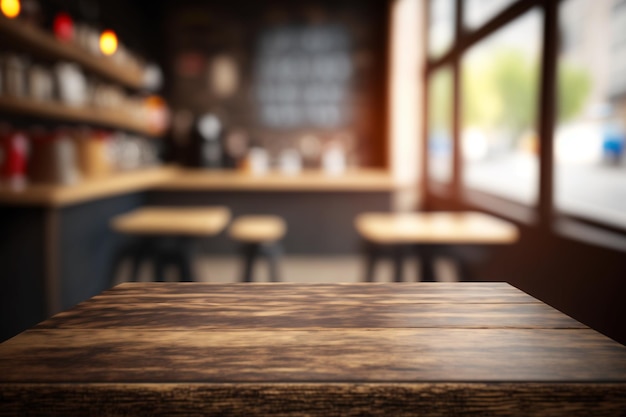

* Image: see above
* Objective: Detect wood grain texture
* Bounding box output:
[1,283,625,416]
[2,383,626,417]
[98,282,542,304]
[2,328,625,383]
[355,211,519,244]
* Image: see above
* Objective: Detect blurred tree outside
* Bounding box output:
[557,59,592,123]
[444,48,592,149]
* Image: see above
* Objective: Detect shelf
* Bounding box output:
[0,16,144,90]
[0,96,162,136]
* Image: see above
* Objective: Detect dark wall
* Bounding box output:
[58,193,146,309]
[147,190,392,255]
[163,0,390,167]
[0,207,47,342]
[0,193,146,342]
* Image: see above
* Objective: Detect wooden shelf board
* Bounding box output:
[0,16,144,89]
[0,96,161,136]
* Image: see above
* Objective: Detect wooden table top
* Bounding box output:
[355,211,519,244]
[111,206,231,236]
[1,283,625,416]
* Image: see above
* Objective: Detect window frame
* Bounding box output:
[422,0,626,240]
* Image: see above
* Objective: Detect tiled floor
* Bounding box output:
[114,255,459,284]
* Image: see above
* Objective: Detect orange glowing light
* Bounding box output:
[1,0,20,18]
[99,30,118,56]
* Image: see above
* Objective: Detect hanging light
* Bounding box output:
[1,0,20,19]
[99,29,118,56]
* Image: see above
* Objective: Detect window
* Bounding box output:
[428,0,455,59]
[461,9,542,204]
[428,67,453,184]
[464,0,518,29]
[425,0,626,238]
[554,0,626,228]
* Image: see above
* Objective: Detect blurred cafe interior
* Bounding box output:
[0,0,625,347]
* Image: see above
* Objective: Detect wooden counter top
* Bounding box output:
[1,282,625,416]
[0,168,401,207]
[156,168,399,192]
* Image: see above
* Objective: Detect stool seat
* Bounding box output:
[355,211,519,283]
[355,211,518,245]
[229,215,287,282]
[110,206,231,284]
[112,206,231,236]
[229,215,286,243]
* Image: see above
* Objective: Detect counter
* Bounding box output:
[0,167,402,207]
[157,168,400,192]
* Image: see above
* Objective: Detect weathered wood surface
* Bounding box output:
[2,383,626,417]
[1,282,626,416]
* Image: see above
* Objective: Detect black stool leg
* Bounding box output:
[108,243,129,286]
[153,254,166,282]
[177,237,195,282]
[129,241,150,282]
[362,241,380,282]
[264,242,282,282]
[393,244,407,283]
[241,243,260,283]
[418,244,437,282]
[456,257,473,282]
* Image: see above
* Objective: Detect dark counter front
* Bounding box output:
[0,192,147,342]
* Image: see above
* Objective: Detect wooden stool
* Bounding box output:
[229,215,286,282]
[355,211,518,282]
[110,206,231,283]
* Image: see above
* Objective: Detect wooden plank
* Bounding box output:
[37,300,585,330]
[1,328,625,383]
[2,382,626,417]
[98,282,541,304]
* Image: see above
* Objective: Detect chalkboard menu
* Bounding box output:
[255,25,353,129]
